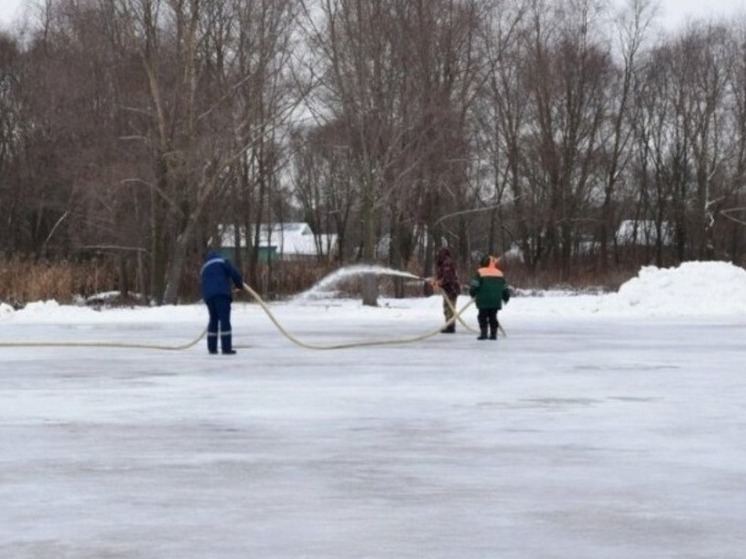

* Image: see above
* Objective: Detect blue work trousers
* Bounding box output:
[206,295,233,353]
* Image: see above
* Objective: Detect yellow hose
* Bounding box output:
[0,282,480,350]
[241,282,476,350]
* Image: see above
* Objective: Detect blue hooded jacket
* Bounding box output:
[200,251,243,301]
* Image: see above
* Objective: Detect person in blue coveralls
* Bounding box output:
[200,250,244,355]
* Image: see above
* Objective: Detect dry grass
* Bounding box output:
[1,255,649,309]
[497,257,641,293]
[0,257,118,308]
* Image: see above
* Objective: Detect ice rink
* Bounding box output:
[1,262,745,558]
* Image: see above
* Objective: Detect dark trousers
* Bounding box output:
[441,293,458,332]
[442,293,459,321]
[206,295,233,353]
[477,308,498,333]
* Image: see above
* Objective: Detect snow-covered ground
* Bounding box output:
[1,261,745,558]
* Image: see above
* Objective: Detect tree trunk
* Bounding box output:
[360,176,379,306]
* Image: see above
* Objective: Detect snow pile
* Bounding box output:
[472,261,746,319]
[613,261,746,317]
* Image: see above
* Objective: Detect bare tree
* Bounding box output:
[522,0,614,279]
[722,20,746,259]
[300,0,484,302]
[92,0,301,303]
[0,33,23,253]
[290,121,355,262]
[683,25,734,260]
[475,0,530,261]
[597,0,655,271]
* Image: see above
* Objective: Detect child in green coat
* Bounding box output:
[469,255,510,340]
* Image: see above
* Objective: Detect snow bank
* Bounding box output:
[2,300,208,324]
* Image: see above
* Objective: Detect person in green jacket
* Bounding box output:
[469,254,510,340]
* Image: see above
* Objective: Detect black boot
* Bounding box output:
[477,327,488,340]
[221,333,237,354]
[441,323,455,334]
[489,327,497,340]
[207,332,218,354]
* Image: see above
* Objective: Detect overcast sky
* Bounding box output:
[1,0,746,34]
[653,0,746,29]
[0,0,23,27]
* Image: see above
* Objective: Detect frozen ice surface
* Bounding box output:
[1,262,745,558]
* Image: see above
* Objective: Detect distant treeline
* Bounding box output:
[1,0,745,304]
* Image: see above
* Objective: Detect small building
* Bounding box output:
[215,223,338,262]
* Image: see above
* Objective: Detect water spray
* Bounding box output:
[294,264,424,301]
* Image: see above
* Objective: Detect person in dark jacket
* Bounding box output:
[200,250,244,354]
[469,254,510,340]
[432,246,461,333]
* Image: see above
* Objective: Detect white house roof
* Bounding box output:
[217,223,337,256]
[616,220,673,246]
